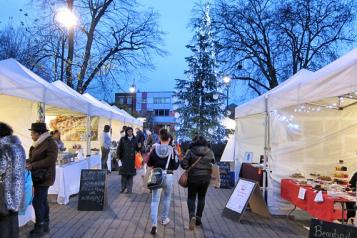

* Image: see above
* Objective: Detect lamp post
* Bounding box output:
[54,7,78,82]
[223,76,231,109]
[129,84,136,114]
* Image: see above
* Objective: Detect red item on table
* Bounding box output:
[281,179,346,222]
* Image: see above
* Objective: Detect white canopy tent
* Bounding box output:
[234,49,357,214]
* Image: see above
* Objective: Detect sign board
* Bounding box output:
[309,219,357,238]
[223,178,270,222]
[78,169,107,211]
[243,152,253,163]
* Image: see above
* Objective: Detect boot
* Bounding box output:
[196,216,202,226]
[28,223,46,238]
[43,222,50,233]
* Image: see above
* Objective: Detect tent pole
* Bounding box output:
[37,102,45,123]
[86,115,91,156]
[263,96,270,201]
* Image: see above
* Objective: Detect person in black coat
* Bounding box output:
[116,127,139,193]
[181,135,215,230]
[347,172,357,219]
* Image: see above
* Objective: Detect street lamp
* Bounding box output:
[223,76,231,108]
[129,84,136,114]
[54,7,78,82]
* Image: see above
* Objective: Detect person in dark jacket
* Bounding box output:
[26,122,58,238]
[0,122,26,238]
[347,172,356,220]
[117,127,139,193]
[181,135,215,230]
[135,128,145,152]
[147,129,179,235]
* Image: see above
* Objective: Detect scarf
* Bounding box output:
[32,132,51,148]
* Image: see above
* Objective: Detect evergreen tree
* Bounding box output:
[174,3,227,143]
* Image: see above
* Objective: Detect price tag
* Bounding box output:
[314,191,324,203]
[298,187,306,200]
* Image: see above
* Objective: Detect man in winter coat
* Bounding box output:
[116,127,139,193]
[26,122,58,238]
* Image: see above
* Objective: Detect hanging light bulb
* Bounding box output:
[213,94,219,100]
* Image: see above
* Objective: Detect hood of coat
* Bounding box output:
[154,144,172,158]
[0,135,22,146]
[190,146,211,157]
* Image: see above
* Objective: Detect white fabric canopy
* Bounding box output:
[236,48,357,118]
[0,59,86,114]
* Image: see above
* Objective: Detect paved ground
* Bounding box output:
[20,171,309,238]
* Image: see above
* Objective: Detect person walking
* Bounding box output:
[117,127,139,193]
[147,129,179,235]
[0,122,26,238]
[101,125,111,171]
[26,122,58,238]
[135,128,145,152]
[181,135,215,230]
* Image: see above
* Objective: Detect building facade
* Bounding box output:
[115,91,175,132]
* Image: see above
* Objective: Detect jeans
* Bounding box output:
[101,147,110,170]
[33,186,49,224]
[150,173,173,226]
[187,181,210,219]
[121,175,134,192]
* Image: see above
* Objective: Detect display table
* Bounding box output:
[49,159,89,205]
[88,154,101,169]
[281,179,355,222]
[18,205,35,227]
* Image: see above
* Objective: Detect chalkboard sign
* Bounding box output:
[218,162,232,189]
[78,169,107,211]
[309,219,357,238]
[223,178,270,222]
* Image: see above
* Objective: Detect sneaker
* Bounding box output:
[161,218,170,225]
[189,217,196,230]
[150,226,157,235]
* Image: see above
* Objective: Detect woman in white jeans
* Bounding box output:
[147,129,179,235]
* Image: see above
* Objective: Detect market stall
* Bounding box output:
[0,59,139,225]
[233,49,357,221]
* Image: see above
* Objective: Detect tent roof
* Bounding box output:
[51,81,111,118]
[0,59,86,113]
[235,48,357,118]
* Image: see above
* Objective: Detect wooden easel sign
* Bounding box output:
[223,178,270,222]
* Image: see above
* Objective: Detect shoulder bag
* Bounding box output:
[147,148,173,190]
[178,156,203,188]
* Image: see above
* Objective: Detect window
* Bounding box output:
[127,97,132,105]
[118,97,124,104]
[153,97,171,104]
[154,109,170,116]
[142,99,147,104]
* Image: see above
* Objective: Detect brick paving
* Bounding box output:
[20,172,309,238]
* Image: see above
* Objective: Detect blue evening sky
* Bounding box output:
[0,0,195,90]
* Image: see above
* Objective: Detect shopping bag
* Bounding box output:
[210,164,221,188]
[135,152,143,169]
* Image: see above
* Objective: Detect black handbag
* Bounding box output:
[31,169,50,184]
[147,149,172,190]
[0,174,9,216]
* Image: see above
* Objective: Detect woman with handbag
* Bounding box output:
[147,129,179,235]
[181,135,215,230]
[26,122,58,238]
[0,122,26,238]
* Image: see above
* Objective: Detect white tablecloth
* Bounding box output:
[88,154,101,169]
[18,205,35,227]
[48,159,89,205]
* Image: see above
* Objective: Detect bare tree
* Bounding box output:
[8,0,165,94]
[213,0,356,95]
